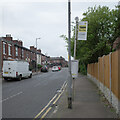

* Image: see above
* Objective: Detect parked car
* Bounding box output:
[58,66,61,71]
[2,60,32,81]
[41,65,48,72]
[52,66,59,72]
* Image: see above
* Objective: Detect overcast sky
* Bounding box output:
[0,0,119,60]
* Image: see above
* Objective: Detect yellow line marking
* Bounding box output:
[34,82,67,120]
[53,83,67,105]
[34,94,57,119]
[54,82,67,105]
[53,90,64,105]
[40,90,64,120]
[41,84,67,119]
[61,81,66,90]
[40,107,52,120]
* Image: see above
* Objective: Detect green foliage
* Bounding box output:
[78,5,119,64]
[37,64,42,70]
[79,62,87,75]
[61,5,120,74]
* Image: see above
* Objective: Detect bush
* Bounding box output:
[37,64,42,70]
[79,62,87,75]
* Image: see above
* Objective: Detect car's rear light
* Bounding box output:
[16,72,18,76]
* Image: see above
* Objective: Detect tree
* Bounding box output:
[61,5,120,74]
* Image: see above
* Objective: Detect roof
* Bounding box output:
[0,37,41,55]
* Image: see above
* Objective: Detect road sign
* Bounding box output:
[71,60,79,78]
[78,21,88,40]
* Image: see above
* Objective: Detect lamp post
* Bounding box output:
[74,16,79,60]
[36,38,40,72]
[68,0,72,109]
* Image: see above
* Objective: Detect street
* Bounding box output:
[0,1,120,118]
[2,68,68,118]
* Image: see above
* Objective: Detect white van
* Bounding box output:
[2,60,32,80]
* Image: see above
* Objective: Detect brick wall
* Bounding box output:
[0,35,39,72]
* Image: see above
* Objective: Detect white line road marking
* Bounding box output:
[1,91,23,102]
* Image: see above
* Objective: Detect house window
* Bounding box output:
[15,47,18,56]
[3,42,6,54]
[8,44,12,56]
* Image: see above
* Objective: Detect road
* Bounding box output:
[2,68,68,118]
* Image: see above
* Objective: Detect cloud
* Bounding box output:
[1,1,118,61]
[1,2,68,60]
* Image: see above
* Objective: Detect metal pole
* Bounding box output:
[68,0,72,109]
[74,28,77,60]
[36,38,37,72]
[0,39,2,73]
[36,38,40,72]
[74,17,79,60]
[73,17,79,101]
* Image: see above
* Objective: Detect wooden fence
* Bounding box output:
[87,49,120,115]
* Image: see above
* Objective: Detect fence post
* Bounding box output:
[118,49,120,117]
[109,52,112,104]
[102,55,105,92]
[98,57,100,89]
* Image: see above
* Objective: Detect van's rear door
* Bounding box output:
[3,61,16,77]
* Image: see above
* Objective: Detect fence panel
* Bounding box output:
[87,50,119,100]
[118,49,120,100]
[95,63,98,80]
[99,57,103,84]
[111,50,119,98]
[87,50,120,116]
[104,55,110,89]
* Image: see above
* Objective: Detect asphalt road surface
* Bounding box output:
[2,68,68,118]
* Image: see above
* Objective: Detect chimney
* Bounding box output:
[4,34,12,41]
[6,34,11,37]
[30,46,34,51]
[37,49,41,53]
[18,40,23,46]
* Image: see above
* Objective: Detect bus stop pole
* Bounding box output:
[68,0,72,109]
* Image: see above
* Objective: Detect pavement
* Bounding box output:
[49,74,118,118]
[32,71,41,76]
